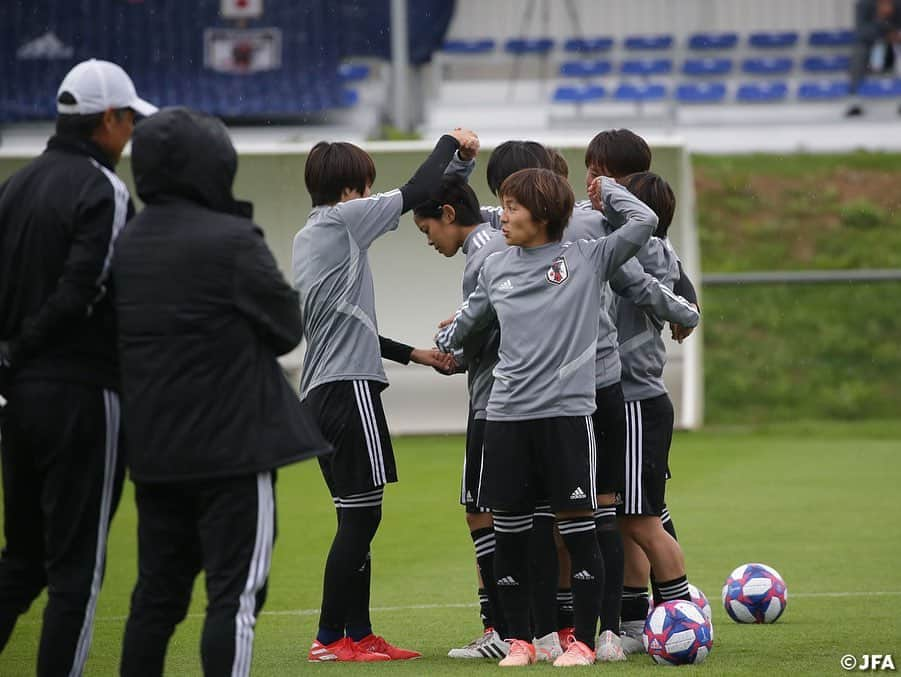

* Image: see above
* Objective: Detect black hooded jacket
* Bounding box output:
[113,107,331,482]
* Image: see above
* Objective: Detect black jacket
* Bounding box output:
[0,135,132,393]
[113,107,331,482]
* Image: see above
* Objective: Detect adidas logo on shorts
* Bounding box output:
[497,576,519,586]
[569,487,587,500]
[498,279,513,291]
[573,569,595,581]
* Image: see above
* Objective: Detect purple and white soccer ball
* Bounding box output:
[647,583,712,623]
[722,562,788,623]
[643,600,713,666]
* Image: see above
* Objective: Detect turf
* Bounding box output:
[1,422,899,675]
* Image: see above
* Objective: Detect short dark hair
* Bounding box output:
[584,129,652,179]
[413,175,482,226]
[499,168,574,241]
[304,141,376,206]
[620,171,676,238]
[486,140,554,196]
[55,91,128,139]
[546,147,569,179]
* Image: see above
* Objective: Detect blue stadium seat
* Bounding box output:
[688,32,739,50]
[505,38,554,55]
[624,35,673,50]
[798,80,850,100]
[614,82,668,101]
[742,57,794,75]
[749,32,799,49]
[676,82,728,103]
[808,29,855,48]
[559,60,613,77]
[803,55,851,73]
[683,58,733,76]
[338,63,370,82]
[620,58,673,76]
[552,84,605,103]
[564,37,614,53]
[859,78,901,97]
[736,81,789,102]
[442,39,495,54]
[339,89,360,107]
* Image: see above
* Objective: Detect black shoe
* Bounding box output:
[845,104,864,117]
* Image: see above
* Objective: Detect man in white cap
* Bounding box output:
[0,59,155,676]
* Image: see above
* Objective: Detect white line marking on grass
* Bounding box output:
[62,592,901,625]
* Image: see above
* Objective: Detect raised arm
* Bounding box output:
[610,258,700,328]
[576,177,658,281]
[400,130,478,213]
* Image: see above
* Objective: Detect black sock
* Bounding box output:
[527,508,558,639]
[557,588,574,629]
[558,517,603,650]
[621,586,649,622]
[345,550,372,641]
[657,574,691,603]
[594,506,623,634]
[318,497,382,643]
[661,504,678,541]
[471,527,499,632]
[492,512,533,641]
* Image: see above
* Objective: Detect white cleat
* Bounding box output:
[448,629,510,659]
[619,621,645,656]
[595,629,627,662]
[533,631,563,662]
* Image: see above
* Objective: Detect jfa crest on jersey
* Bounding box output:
[546,256,568,285]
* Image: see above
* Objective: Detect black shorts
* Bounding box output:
[592,382,626,496]
[619,394,674,517]
[305,380,397,498]
[461,411,489,513]
[479,416,597,513]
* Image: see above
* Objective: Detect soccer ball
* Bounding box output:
[722,562,787,623]
[648,583,712,623]
[643,600,713,666]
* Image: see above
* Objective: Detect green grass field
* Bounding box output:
[1,422,899,675]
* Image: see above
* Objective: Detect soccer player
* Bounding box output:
[583,129,700,646]
[294,130,474,662]
[0,59,155,676]
[413,176,512,659]
[437,168,698,667]
[606,172,700,654]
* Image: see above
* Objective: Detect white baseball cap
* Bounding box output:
[57,58,157,117]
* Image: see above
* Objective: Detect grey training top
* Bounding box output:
[436,178,662,420]
[461,223,506,418]
[615,237,685,402]
[292,190,402,399]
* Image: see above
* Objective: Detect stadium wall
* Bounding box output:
[446,0,853,40]
[0,139,702,434]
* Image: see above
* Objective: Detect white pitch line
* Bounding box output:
[68,592,901,624]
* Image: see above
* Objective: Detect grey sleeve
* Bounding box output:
[444,150,476,180]
[336,189,403,250]
[576,177,658,281]
[610,259,700,328]
[480,206,503,229]
[435,267,497,352]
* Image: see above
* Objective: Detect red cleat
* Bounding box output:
[558,626,575,649]
[308,637,390,662]
[355,633,422,660]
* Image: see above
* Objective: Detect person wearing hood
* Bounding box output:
[113,107,332,677]
[0,59,155,676]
